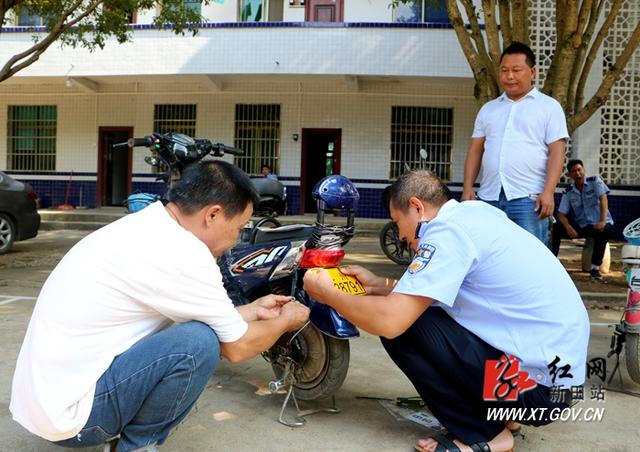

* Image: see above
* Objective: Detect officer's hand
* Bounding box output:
[340,265,392,295]
[461,189,477,201]
[280,300,310,331]
[566,226,579,239]
[303,268,336,304]
[535,192,555,219]
[594,221,606,232]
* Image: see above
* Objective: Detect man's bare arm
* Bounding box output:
[304,270,432,339]
[537,139,566,218]
[220,302,309,363]
[462,137,486,200]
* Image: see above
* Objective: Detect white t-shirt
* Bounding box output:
[394,200,589,388]
[472,88,569,201]
[10,202,248,441]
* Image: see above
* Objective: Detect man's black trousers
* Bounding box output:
[380,307,568,444]
[551,222,614,266]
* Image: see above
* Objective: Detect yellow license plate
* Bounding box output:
[325,267,366,295]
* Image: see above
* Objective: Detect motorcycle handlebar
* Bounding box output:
[113,136,154,150]
[214,143,244,156]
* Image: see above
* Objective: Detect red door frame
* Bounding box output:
[96,127,133,207]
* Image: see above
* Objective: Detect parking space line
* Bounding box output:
[0,295,37,305]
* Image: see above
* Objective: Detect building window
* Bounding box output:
[7,105,57,171]
[152,104,196,173]
[234,104,280,176]
[153,104,197,136]
[390,106,453,180]
[393,0,448,23]
[240,0,264,22]
[16,7,44,26]
[184,0,202,15]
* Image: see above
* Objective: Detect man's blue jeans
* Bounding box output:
[480,189,549,245]
[54,321,220,452]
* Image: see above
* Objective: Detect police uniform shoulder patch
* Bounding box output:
[408,243,436,274]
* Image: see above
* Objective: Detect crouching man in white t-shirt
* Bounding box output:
[10,161,310,452]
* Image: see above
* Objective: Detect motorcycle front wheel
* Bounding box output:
[626,332,640,384]
[269,324,350,401]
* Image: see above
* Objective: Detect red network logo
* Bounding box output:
[483,354,537,401]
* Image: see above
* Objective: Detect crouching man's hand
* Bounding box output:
[280,300,310,331]
[251,294,293,320]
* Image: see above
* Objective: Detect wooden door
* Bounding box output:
[306,0,343,22]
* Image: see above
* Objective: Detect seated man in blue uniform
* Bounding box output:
[551,159,614,280]
[304,170,589,452]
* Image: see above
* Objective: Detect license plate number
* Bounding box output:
[325,267,366,295]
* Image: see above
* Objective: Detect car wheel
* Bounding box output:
[0,213,15,254]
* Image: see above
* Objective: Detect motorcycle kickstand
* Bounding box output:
[269,323,340,427]
[276,384,340,428]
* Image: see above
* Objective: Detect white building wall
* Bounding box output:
[1,27,471,80]
[0,88,478,181]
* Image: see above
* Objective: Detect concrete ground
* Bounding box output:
[1,226,639,452]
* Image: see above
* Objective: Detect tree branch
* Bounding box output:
[459,0,497,86]
[568,0,599,113]
[497,0,512,46]
[510,0,528,44]
[570,21,640,132]
[0,0,105,82]
[482,0,501,75]
[445,0,499,104]
[575,0,622,110]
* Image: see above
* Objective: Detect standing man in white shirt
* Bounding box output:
[304,170,589,452]
[462,42,569,244]
[11,161,309,452]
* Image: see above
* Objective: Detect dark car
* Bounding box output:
[0,171,40,254]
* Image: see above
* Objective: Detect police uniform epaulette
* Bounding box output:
[586,176,597,181]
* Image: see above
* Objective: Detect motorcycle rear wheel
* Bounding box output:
[270,324,350,401]
[626,332,640,384]
[379,221,414,265]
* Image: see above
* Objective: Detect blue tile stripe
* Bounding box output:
[1,21,455,34]
[10,172,638,239]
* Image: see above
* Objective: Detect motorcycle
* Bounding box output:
[250,177,287,217]
[610,218,640,385]
[116,133,363,425]
[379,150,431,266]
[379,221,414,265]
[119,132,287,216]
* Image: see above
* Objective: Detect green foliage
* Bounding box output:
[7,0,208,51]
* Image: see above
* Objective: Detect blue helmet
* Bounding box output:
[312,175,359,210]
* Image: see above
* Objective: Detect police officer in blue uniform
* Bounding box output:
[304,170,589,452]
[551,159,614,280]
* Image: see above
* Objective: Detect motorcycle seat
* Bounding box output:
[252,224,314,244]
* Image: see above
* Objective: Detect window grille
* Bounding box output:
[234,104,280,176]
[152,104,197,173]
[153,104,197,136]
[7,105,57,171]
[390,106,453,180]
